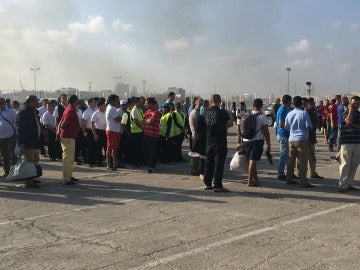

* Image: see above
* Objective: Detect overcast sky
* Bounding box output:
[0,0,359,97]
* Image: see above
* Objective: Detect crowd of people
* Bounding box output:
[0,92,359,193]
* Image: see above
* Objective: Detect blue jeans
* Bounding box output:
[328,126,338,150]
[277,135,289,177]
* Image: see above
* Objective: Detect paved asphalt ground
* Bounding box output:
[1,126,359,270]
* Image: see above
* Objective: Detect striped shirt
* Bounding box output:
[339,111,360,144]
[143,109,161,138]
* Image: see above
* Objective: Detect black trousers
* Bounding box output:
[95,129,107,165]
[143,135,159,168]
[203,143,227,188]
[86,128,96,165]
[172,133,184,161]
[75,131,86,162]
[159,136,173,163]
[129,132,144,165]
[118,132,130,164]
[0,136,17,174]
[47,131,60,160]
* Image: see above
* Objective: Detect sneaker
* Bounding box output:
[213,187,230,192]
[310,174,324,179]
[25,182,40,188]
[63,180,76,186]
[148,168,156,173]
[348,186,359,191]
[287,180,298,185]
[300,182,313,188]
[70,177,79,182]
[204,185,213,190]
[292,174,299,179]
[277,175,286,181]
[111,167,117,171]
[338,187,348,193]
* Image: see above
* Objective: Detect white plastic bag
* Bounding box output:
[7,156,39,181]
[230,151,249,173]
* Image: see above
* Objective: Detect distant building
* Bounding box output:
[115,83,129,99]
[130,86,137,97]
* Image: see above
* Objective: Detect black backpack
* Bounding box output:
[239,112,262,139]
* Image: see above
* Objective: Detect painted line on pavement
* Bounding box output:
[127,203,356,270]
[0,185,203,226]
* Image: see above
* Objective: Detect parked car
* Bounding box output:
[264,104,276,126]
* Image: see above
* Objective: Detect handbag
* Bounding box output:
[230,149,249,173]
[7,156,42,181]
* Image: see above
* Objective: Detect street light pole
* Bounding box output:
[142,80,147,96]
[30,67,40,97]
[286,67,291,94]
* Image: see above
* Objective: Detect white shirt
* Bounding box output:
[0,108,17,138]
[76,109,82,125]
[53,104,66,118]
[236,109,248,125]
[117,108,125,134]
[106,104,121,132]
[91,110,106,130]
[121,111,129,125]
[82,107,96,129]
[189,109,199,139]
[242,111,269,142]
[42,111,56,129]
[38,106,47,123]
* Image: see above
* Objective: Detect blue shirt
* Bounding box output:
[285,108,312,141]
[337,104,345,127]
[276,106,290,138]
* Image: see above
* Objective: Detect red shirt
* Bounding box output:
[143,109,161,138]
[328,104,338,126]
[320,105,329,122]
[60,105,80,139]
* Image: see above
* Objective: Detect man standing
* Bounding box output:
[166,91,176,104]
[328,95,341,151]
[42,100,59,161]
[242,99,271,187]
[336,96,349,152]
[285,96,313,187]
[172,102,186,162]
[203,94,233,192]
[17,95,42,188]
[91,98,107,167]
[130,97,144,166]
[105,95,122,171]
[143,97,161,173]
[338,96,360,193]
[82,98,97,167]
[236,101,248,145]
[306,98,324,179]
[188,98,202,175]
[57,95,80,185]
[275,95,291,180]
[0,97,17,178]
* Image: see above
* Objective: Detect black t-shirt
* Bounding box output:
[205,106,230,145]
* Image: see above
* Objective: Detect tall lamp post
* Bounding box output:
[306,82,312,97]
[286,67,291,94]
[142,80,147,96]
[30,67,40,97]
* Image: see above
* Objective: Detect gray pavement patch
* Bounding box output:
[126,203,356,270]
